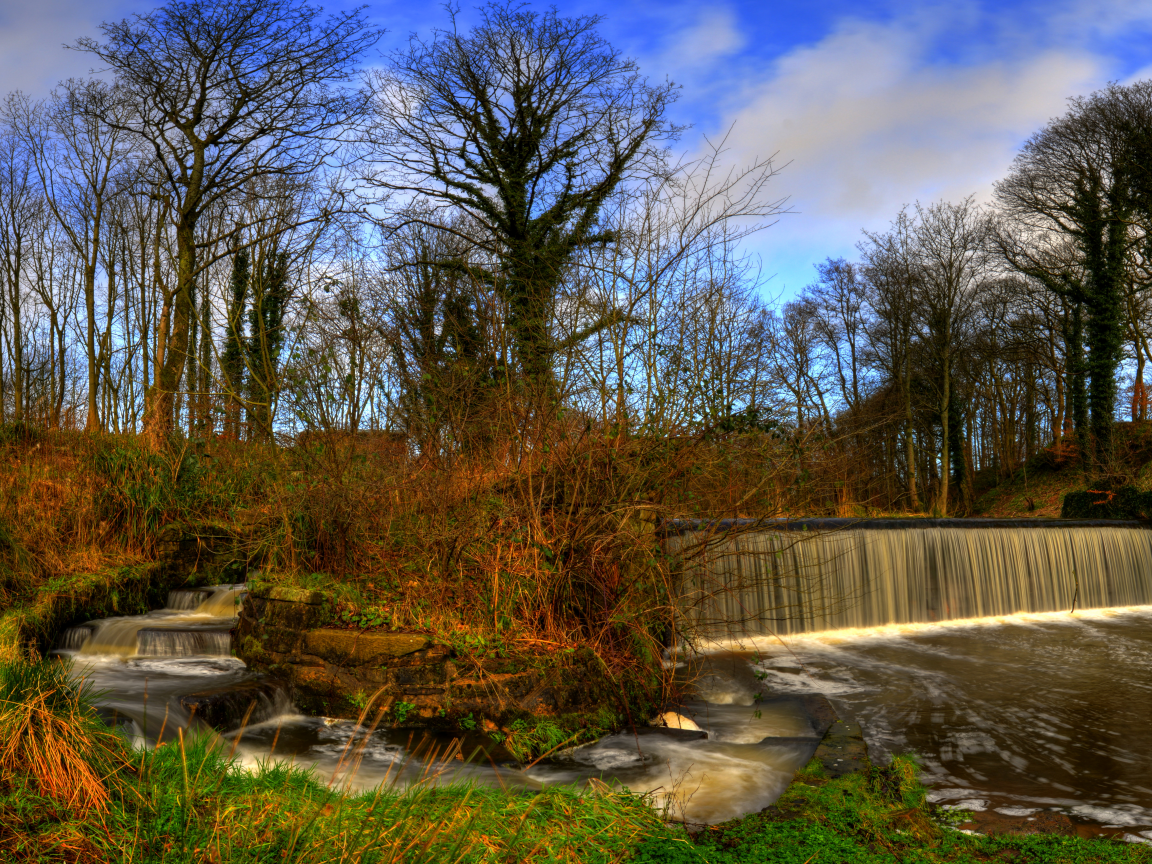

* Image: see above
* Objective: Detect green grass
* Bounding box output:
[631,757,1152,864]
[0,655,672,863]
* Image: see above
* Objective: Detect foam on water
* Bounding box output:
[64,586,820,825]
[728,605,1152,832]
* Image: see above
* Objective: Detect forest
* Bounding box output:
[0,0,1149,522]
[4,2,1152,861]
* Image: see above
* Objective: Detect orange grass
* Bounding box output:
[0,657,126,815]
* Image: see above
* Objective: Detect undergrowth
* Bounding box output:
[633,757,1152,864]
[0,659,1147,863]
[0,655,671,863]
[0,421,828,728]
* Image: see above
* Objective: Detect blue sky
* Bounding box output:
[5,0,1152,297]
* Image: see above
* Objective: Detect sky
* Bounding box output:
[4,0,1152,298]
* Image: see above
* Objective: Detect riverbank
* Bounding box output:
[3,654,1148,863]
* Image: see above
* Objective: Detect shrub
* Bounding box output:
[1061,485,1152,520]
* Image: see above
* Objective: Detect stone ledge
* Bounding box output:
[302,629,430,663]
[263,586,329,605]
[812,717,869,778]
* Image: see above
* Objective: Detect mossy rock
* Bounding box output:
[1061,485,1152,520]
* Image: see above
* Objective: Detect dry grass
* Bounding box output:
[0,657,124,815]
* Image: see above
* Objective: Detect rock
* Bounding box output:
[302,629,430,664]
[266,586,328,605]
[180,679,286,731]
[653,711,702,732]
[813,718,870,777]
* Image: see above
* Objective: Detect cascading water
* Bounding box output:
[166,589,213,611]
[57,582,823,825]
[672,519,1152,840]
[67,585,245,656]
[136,628,233,657]
[669,519,1152,637]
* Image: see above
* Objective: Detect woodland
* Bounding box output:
[3,1,1152,861]
[0,0,1149,521]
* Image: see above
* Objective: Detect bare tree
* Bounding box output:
[362,1,679,396]
[807,257,868,413]
[0,132,42,424]
[75,0,379,445]
[912,197,990,514]
[7,81,136,431]
[860,210,922,510]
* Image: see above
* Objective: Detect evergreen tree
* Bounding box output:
[248,250,290,440]
[221,248,250,439]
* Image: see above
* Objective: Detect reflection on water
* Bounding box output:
[58,586,820,825]
[222,698,819,824]
[718,605,1152,836]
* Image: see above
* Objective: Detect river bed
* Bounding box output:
[712,605,1152,840]
[56,586,820,825]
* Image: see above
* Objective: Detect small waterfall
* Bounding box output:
[167,589,213,611]
[80,618,155,656]
[57,625,94,651]
[74,584,245,657]
[137,629,233,657]
[194,586,244,617]
[669,522,1152,638]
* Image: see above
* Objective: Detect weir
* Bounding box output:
[668,520,1152,638]
[65,585,244,655]
[166,589,214,611]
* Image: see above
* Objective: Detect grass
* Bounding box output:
[632,757,1152,864]
[0,656,1148,863]
[0,654,673,863]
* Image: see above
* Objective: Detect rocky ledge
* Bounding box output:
[235,585,613,730]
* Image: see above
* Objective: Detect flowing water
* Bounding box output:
[56,585,820,825]
[717,607,1152,840]
[60,523,1152,833]
[670,520,1152,636]
[672,520,1152,838]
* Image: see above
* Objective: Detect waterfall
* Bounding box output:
[668,521,1152,638]
[57,625,94,651]
[167,589,213,611]
[73,584,244,657]
[194,586,244,617]
[137,628,233,657]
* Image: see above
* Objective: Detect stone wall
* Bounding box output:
[235,586,611,728]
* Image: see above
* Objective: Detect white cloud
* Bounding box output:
[661,4,1136,291]
[659,5,745,73]
[727,17,1099,221]
[0,0,128,97]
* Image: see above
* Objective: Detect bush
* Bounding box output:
[1061,485,1152,520]
[0,656,126,814]
[87,439,206,550]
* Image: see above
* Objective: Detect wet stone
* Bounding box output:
[814,718,870,778]
[180,680,285,731]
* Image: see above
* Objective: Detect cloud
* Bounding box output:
[729,17,1099,218]
[668,4,1128,291]
[659,5,745,74]
[0,0,128,96]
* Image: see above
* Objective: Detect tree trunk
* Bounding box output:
[9,259,23,424]
[145,221,194,448]
[938,353,950,517]
[903,352,920,511]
